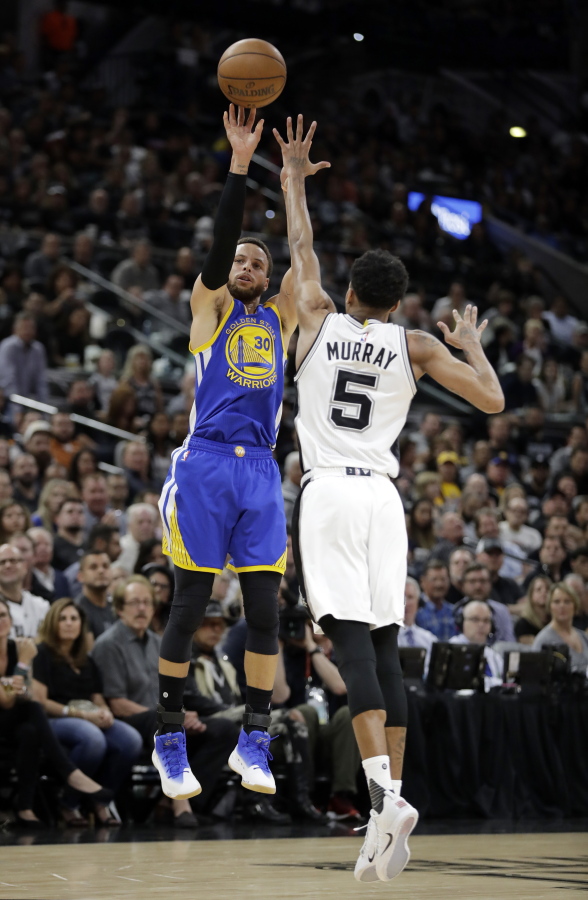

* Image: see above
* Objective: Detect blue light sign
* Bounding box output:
[407,192,483,240]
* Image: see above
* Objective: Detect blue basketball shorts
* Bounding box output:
[159,436,287,575]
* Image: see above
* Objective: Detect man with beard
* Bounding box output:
[52,498,85,570]
[10,453,40,512]
[22,420,53,479]
[77,551,115,644]
[155,105,306,806]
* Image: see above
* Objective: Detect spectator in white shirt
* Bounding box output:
[450,600,503,691]
[499,497,542,555]
[117,503,158,574]
[0,543,49,638]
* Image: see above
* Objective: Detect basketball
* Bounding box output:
[217,38,286,108]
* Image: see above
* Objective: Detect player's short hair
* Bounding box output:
[236,236,273,279]
[350,250,408,309]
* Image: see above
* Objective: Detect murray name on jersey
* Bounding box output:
[325,340,397,370]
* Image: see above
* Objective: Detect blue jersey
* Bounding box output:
[188,298,286,448]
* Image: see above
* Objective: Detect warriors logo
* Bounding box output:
[225,322,277,387]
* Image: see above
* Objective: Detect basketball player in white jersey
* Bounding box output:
[274,116,504,884]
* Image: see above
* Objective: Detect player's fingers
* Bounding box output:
[295,113,304,143]
[437,321,450,337]
[286,116,293,143]
[478,319,488,334]
[452,308,462,322]
[246,107,257,130]
[311,161,331,173]
[304,120,318,146]
[471,305,478,327]
[254,119,264,137]
[272,128,286,149]
[237,105,245,126]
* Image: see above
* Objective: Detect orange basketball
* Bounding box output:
[217,39,286,108]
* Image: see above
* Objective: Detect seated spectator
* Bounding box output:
[32,598,142,825]
[49,413,84,468]
[449,600,503,690]
[533,583,588,673]
[81,474,111,538]
[514,574,552,644]
[133,538,166,574]
[189,601,323,822]
[415,559,456,641]
[89,350,118,412]
[111,239,160,293]
[142,563,173,636]
[565,573,588,632]
[10,453,40,513]
[52,498,86,571]
[475,538,522,606]
[485,453,514,499]
[398,577,437,673]
[28,526,70,602]
[121,441,155,501]
[282,451,301,528]
[408,411,441,459]
[523,535,569,590]
[0,543,49,638]
[23,233,61,287]
[144,274,191,330]
[453,563,516,643]
[65,379,97,424]
[407,499,437,568]
[524,454,551,509]
[0,312,48,407]
[428,512,465,564]
[68,448,99,491]
[117,503,158,573]
[447,546,474,604]
[92,576,237,826]
[0,598,112,827]
[64,523,122,600]
[76,551,115,645]
[0,468,13,503]
[120,346,162,421]
[22,420,53,479]
[9,532,55,604]
[564,446,588,495]
[31,478,71,531]
[501,354,539,410]
[542,296,579,346]
[0,501,31,544]
[167,372,195,417]
[436,451,462,503]
[106,473,129,523]
[533,358,568,414]
[499,495,542,555]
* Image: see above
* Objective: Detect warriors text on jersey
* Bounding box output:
[294,313,416,478]
[189,298,286,448]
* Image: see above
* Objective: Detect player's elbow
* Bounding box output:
[478,392,505,414]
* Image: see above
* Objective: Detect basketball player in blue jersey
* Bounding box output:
[153,105,330,801]
[275,117,504,883]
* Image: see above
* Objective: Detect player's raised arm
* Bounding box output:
[273,115,335,333]
[189,104,263,348]
[407,305,505,414]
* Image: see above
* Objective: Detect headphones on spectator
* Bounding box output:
[454,600,496,635]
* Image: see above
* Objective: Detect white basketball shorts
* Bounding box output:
[297,472,407,632]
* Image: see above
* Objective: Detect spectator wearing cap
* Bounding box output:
[499,496,542,555]
[0,313,48,408]
[501,354,539,410]
[453,564,515,643]
[10,453,40,513]
[22,420,53,478]
[415,559,457,641]
[428,512,465,564]
[398,577,437,673]
[532,490,572,534]
[524,454,551,509]
[475,538,522,606]
[436,451,462,503]
[522,535,569,590]
[485,453,513,498]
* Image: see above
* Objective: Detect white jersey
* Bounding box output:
[295,313,416,477]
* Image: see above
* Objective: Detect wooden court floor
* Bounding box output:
[0,833,586,900]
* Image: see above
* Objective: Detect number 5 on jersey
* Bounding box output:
[330,369,379,432]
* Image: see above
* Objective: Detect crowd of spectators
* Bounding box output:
[0,6,587,832]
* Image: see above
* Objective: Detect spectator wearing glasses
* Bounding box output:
[453,563,515,643]
[142,563,173,636]
[0,543,49,639]
[449,600,503,689]
[415,559,456,641]
[91,576,236,828]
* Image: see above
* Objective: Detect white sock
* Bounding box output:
[392,779,402,795]
[362,755,393,791]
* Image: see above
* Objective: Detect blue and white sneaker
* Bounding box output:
[152,731,202,800]
[228,729,277,794]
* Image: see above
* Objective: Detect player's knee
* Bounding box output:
[160,568,214,663]
[244,623,279,656]
[240,570,280,655]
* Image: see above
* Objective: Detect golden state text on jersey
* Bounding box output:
[189,298,286,448]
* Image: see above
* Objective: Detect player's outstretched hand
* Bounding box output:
[224,104,264,161]
[273,114,330,190]
[437,304,488,351]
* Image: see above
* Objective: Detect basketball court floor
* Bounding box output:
[0,821,586,899]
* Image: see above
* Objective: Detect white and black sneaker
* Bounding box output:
[373,790,419,882]
[353,814,379,883]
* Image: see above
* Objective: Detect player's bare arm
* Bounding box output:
[407,305,504,414]
[273,115,335,363]
[189,104,264,350]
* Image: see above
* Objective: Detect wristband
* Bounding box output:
[309,647,323,657]
[13,664,30,677]
[62,705,70,717]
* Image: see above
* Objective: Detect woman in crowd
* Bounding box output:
[514,574,552,644]
[407,499,437,554]
[134,538,166,574]
[533,358,568,414]
[0,599,112,827]
[31,478,71,531]
[119,345,162,421]
[52,306,91,368]
[32,598,143,825]
[0,501,31,544]
[532,582,588,672]
[68,448,99,491]
[142,563,174,636]
[102,384,138,435]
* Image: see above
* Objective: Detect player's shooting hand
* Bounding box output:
[437,304,487,351]
[273,115,330,189]
[224,104,264,165]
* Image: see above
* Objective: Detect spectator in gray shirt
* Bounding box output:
[91,576,237,826]
[111,239,159,293]
[76,551,115,645]
[143,274,191,331]
[0,313,48,405]
[23,233,62,286]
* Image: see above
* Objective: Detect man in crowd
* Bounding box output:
[398,577,437,674]
[449,600,503,689]
[475,538,522,606]
[91,576,236,826]
[429,512,465,564]
[144,274,191,330]
[52,497,86,570]
[415,559,456,640]
[454,563,515,643]
[0,543,49,638]
[22,420,53,479]
[28,526,70,602]
[447,546,475,604]
[10,453,40,512]
[122,442,154,501]
[81,473,111,537]
[64,522,122,598]
[408,412,441,458]
[23,232,61,285]
[111,239,160,293]
[49,411,84,469]
[77,551,115,643]
[117,503,158,573]
[523,535,569,589]
[499,496,542,555]
[0,313,48,407]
